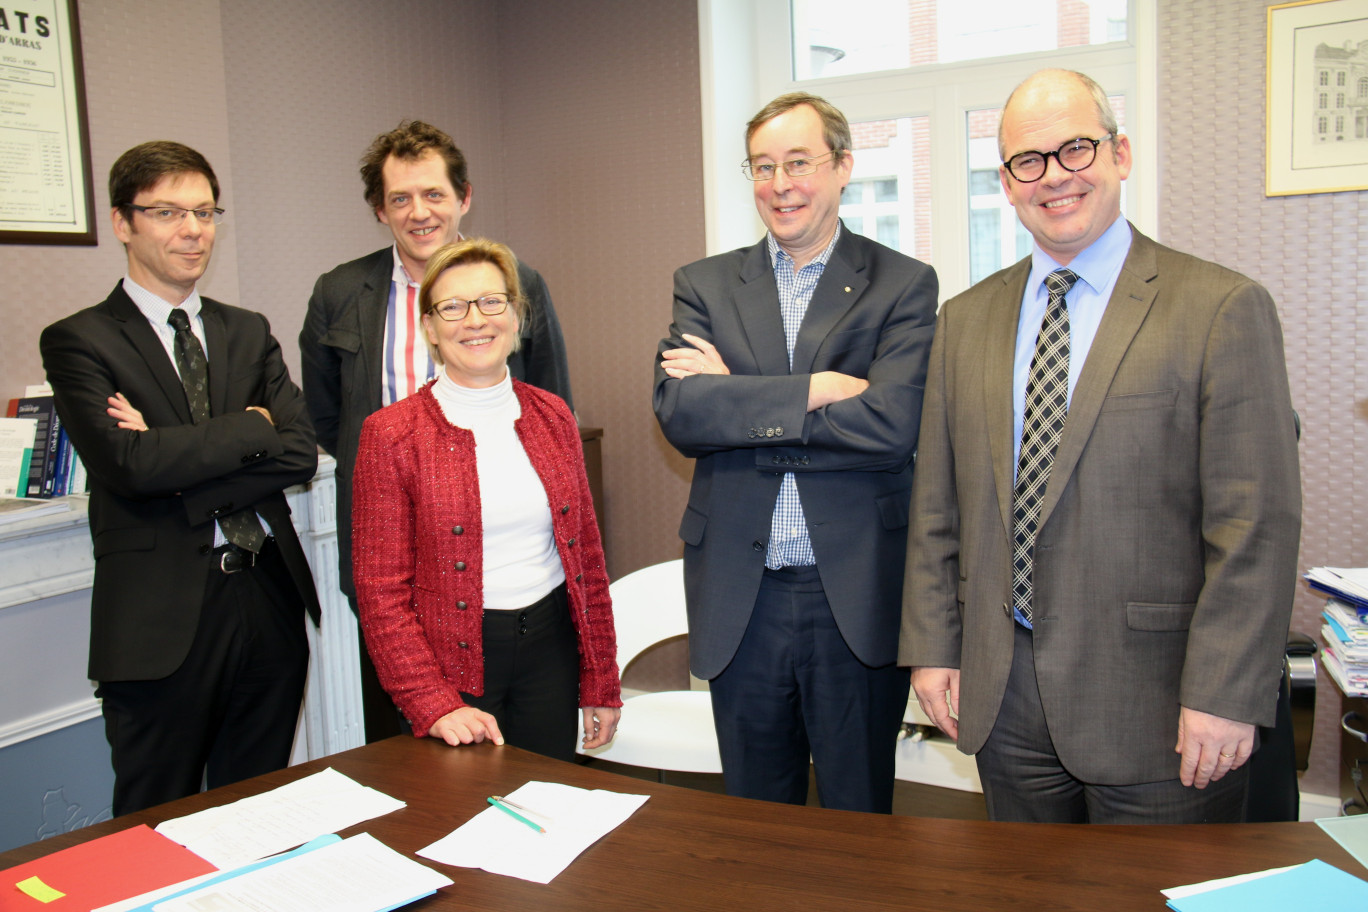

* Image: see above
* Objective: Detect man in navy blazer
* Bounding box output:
[41,142,320,816]
[299,121,573,742]
[654,94,938,812]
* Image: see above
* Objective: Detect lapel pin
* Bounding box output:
[844,286,852,293]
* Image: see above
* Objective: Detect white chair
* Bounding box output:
[579,559,722,775]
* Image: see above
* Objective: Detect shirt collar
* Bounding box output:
[1027,214,1131,297]
[390,245,421,287]
[767,219,843,271]
[123,275,203,327]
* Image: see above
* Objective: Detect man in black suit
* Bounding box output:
[40,141,320,816]
[654,93,938,812]
[299,120,573,742]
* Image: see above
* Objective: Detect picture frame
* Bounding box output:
[0,0,97,245]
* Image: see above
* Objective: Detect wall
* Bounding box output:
[496,0,703,580]
[1159,0,1367,799]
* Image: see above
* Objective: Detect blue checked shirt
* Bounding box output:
[764,224,842,569]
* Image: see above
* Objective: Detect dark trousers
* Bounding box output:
[709,566,909,813]
[974,623,1249,824]
[98,538,308,817]
[461,584,580,762]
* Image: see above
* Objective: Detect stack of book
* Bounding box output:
[1307,567,1368,698]
[1,389,87,499]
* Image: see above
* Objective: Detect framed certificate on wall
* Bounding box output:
[0,0,96,245]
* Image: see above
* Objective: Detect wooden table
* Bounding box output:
[2,737,1363,911]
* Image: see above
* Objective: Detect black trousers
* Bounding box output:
[98,538,308,817]
[461,584,580,762]
[708,566,909,813]
[974,622,1249,823]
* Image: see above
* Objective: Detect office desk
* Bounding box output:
[2,737,1362,911]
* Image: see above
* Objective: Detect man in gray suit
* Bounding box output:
[655,93,938,812]
[900,69,1301,823]
[300,120,573,742]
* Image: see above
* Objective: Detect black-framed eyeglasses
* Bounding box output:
[127,204,225,225]
[1002,134,1114,183]
[741,149,843,181]
[430,293,512,322]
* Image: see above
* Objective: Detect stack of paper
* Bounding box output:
[1306,567,1368,613]
[1322,598,1368,697]
[1163,859,1368,910]
[155,768,406,870]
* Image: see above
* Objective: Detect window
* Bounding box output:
[1336,115,1344,133]
[1337,71,1346,86]
[1319,116,1328,134]
[1360,77,1368,98]
[1320,92,1329,108]
[1320,70,1329,86]
[700,1,1154,297]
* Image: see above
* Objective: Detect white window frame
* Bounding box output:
[697,0,1157,300]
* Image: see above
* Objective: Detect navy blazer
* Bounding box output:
[41,283,320,682]
[654,227,938,678]
[298,247,573,598]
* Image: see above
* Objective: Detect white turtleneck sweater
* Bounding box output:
[430,369,565,610]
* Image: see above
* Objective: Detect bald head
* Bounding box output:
[998,69,1118,160]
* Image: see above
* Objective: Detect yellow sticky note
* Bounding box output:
[16,875,65,902]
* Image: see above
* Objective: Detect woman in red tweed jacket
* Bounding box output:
[352,239,619,760]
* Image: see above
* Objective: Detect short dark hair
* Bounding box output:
[745,92,851,162]
[108,141,219,218]
[360,120,469,217]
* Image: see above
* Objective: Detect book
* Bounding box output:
[12,396,59,498]
[0,417,38,498]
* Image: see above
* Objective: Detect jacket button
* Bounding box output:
[561,504,570,514]
[455,561,467,570]
[458,641,469,649]
[567,537,576,546]
[775,427,783,437]
[801,456,810,465]
[575,573,582,582]
[765,428,774,438]
[753,540,764,551]
[772,455,781,465]
[456,601,467,610]
[1002,602,1011,617]
[452,525,464,535]
[198,544,211,555]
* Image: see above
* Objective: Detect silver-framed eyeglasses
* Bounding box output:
[741,149,843,181]
[128,204,226,225]
[430,293,512,322]
[1002,134,1114,183]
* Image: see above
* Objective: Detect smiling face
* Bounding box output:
[748,103,853,268]
[111,171,216,304]
[377,150,470,279]
[421,260,519,389]
[998,72,1131,266]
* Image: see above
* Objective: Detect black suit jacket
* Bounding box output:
[298,247,573,598]
[40,283,321,682]
[654,228,938,678]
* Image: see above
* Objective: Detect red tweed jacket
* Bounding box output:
[352,379,620,737]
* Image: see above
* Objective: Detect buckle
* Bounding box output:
[216,546,256,574]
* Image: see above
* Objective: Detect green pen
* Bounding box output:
[487,795,546,834]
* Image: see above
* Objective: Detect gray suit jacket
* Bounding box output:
[41,283,321,682]
[299,247,572,597]
[655,228,938,679]
[899,227,1301,784]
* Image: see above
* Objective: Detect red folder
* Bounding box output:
[1,824,217,910]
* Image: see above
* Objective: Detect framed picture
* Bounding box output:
[0,0,96,245]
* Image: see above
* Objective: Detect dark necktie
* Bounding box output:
[167,308,266,553]
[1011,268,1079,624]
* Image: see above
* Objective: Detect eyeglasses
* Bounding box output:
[127,204,226,225]
[430,293,512,322]
[1002,134,1114,183]
[741,149,843,181]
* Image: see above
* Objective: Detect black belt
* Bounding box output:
[211,541,262,574]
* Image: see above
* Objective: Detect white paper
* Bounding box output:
[151,833,450,912]
[417,781,648,884]
[155,768,405,869]
[1161,864,1297,899]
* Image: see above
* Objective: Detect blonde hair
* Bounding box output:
[418,238,525,364]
